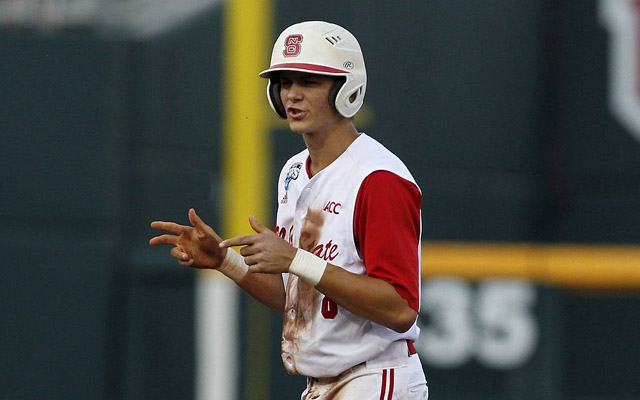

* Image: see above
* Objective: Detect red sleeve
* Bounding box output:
[354,170,422,311]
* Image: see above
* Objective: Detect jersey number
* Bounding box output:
[321,297,338,319]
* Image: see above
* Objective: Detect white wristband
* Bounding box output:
[217,247,249,282]
[288,248,327,287]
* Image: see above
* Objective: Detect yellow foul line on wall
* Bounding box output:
[222,2,273,234]
[422,241,640,289]
[222,2,274,400]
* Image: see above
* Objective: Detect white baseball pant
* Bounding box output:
[300,340,428,400]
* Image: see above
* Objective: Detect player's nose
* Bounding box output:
[286,82,303,100]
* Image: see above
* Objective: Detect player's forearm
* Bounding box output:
[315,264,417,333]
[237,271,286,313]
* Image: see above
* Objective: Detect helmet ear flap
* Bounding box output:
[267,78,287,119]
[329,77,346,114]
[268,76,348,119]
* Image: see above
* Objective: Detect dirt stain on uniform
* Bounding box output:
[298,208,325,253]
[282,207,325,375]
[302,374,354,400]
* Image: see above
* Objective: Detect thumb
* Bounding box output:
[249,215,270,234]
[189,208,205,229]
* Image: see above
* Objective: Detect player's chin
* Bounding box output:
[287,120,308,134]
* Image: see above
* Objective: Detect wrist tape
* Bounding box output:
[288,248,327,287]
[217,248,249,282]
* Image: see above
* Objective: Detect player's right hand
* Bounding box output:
[149,208,226,269]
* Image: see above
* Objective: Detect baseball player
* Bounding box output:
[150,21,428,399]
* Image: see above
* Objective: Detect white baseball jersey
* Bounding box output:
[274,133,422,378]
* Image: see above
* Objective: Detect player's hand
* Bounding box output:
[149,208,226,269]
[219,215,297,274]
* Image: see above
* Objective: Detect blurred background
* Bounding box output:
[2,0,640,399]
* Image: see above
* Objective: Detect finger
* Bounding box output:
[150,221,187,234]
[171,246,191,262]
[219,234,257,248]
[243,254,259,266]
[248,265,260,273]
[149,234,179,246]
[249,215,271,234]
[239,245,257,258]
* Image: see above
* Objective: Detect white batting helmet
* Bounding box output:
[259,21,367,119]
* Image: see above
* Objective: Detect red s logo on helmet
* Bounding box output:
[283,34,303,57]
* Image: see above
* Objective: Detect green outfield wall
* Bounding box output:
[1,1,639,399]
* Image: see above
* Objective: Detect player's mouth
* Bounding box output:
[287,106,306,119]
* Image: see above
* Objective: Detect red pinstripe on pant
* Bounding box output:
[379,368,395,400]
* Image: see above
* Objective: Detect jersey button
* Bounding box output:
[287,308,296,320]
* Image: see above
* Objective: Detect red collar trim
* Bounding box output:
[306,156,313,178]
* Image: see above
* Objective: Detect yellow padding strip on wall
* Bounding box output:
[422,242,640,289]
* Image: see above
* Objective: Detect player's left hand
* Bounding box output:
[219,215,297,274]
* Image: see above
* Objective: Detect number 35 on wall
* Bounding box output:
[416,278,539,370]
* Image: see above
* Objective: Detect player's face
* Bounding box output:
[279,71,342,135]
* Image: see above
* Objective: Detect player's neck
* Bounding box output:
[303,121,359,176]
